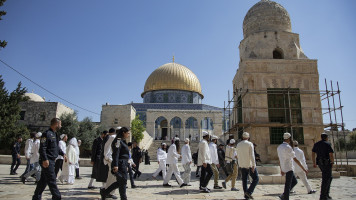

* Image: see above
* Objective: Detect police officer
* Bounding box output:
[33,118,66,200]
[100,127,130,200]
[312,133,334,200]
[132,141,142,179]
[10,135,22,175]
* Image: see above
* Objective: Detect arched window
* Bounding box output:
[273,48,284,59]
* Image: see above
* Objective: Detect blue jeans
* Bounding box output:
[241,167,259,195]
[21,159,34,177]
[282,171,297,200]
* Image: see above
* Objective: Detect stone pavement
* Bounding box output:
[0,163,356,200]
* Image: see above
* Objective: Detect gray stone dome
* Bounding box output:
[243,0,292,38]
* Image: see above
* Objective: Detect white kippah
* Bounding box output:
[283,132,291,139]
[229,139,235,144]
[36,132,42,138]
[242,132,250,139]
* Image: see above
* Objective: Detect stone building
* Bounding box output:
[230,0,324,162]
[19,92,74,132]
[101,62,223,141]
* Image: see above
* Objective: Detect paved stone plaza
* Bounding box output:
[0,163,356,200]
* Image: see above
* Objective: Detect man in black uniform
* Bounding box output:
[33,118,66,200]
[132,141,142,179]
[88,131,106,189]
[217,144,229,177]
[10,135,22,175]
[101,127,130,200]
[312,133,334,200]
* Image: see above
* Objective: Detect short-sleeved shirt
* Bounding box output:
[312,140,334,161]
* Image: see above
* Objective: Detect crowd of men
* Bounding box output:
[9,117,335,200]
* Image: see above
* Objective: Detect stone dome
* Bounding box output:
[142,62,203,98]
[243,0,292,38]
[24,92,45,102]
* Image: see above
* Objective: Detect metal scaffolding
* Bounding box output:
[223,79,349,175]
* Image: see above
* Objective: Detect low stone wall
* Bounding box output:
[0,155,92,167]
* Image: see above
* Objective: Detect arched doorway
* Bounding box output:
[170,117,182,140]
[185,117,199,141]
[201,117,214,135]
[155,116,168,140]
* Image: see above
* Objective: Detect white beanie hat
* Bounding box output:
[60,134,66,140]
[211,135,218,140]
[174,137,180,142]
[242,132,250,139]
[229,139,236,144]
[185,138,190,143]
[36,132,42,138]
[202,131,209,137]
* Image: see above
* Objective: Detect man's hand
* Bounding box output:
[251,166,255,173]
[42,160,49,168]
[158,161,160,164]
[217,164,220,168]
[17,154,20,159]
[313,163,317,168]
[64,155,68,162]
[113,166,118,173]
[281,171,285,176]
[303,169,308,174]
[91,161,94,165]
[132,163,136,168]
[203,163,207,168]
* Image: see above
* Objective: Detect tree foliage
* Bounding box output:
[0,74,29,149]
[0,0,7,48]
[131,115,145,143]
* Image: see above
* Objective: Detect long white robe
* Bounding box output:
[60,138,78,184]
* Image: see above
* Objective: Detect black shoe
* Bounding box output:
[21,176,26,184]
[106,194,117,199]
[100,188,106,200]
[138,172,142,177]
[245,192,254,199]
[308,190,316,194]
[195,174,200,177]
[88,186,97,189]
[201,187,210,193]
[278,194,284,200]
[75,176,82,179]
[327,195,332,199]
[163,183,171,187]
[131,185,137,188]
[186,184,192,186]
[214,185,223,189]
[222,181,226,189]
[180,183,187,188]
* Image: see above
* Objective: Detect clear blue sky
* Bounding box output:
[1,1,356,129]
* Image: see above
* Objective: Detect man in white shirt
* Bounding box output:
[236,132,258,199]
[21,132,35,178]
[209,135,222,189]
[277,133,308,200]
[22,132,42,184]
[222,139,239,191]
[293,140,316,194]
[152,143,168,180]
[55,134,67,177]
[181,138,192,185]
[75,139,82,179]
[102,128,118,199]
[198,131,213,193]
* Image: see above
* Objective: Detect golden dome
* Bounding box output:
[142,62,203,98]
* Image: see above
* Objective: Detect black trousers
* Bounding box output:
[282,171,297,200]
[128,165,135,187]
[10,155,21,173]
[200,164,213,188]
[33,160,61,200]
[319,164,332,199]
[133,160,140,178]
[104,160,128,200]
[54,159,63,176]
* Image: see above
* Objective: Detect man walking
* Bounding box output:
[10,135,22,175]
[217,144,229,177]
[222,139,239,191]
[21,132,35,178]
[88,131,106,189]
[277,132,308,200]
[312,133,334,200]
[33,118,66,200]
[181,138,192,185]
[198,131,213,193]
[236,132,259,199]
[152,143,167,180]
[209,135,222,189]
[293,140,316,195]
[132,141,142,179]
[55,134,67,177]
[103,128,118,199]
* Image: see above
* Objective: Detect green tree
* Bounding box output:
[0,0,8,48]
[0,75,29,148]
[131,115,145,143]
[57,112,79,139]
[77,117,97,151]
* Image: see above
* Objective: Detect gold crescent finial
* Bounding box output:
[172,55,175,63]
